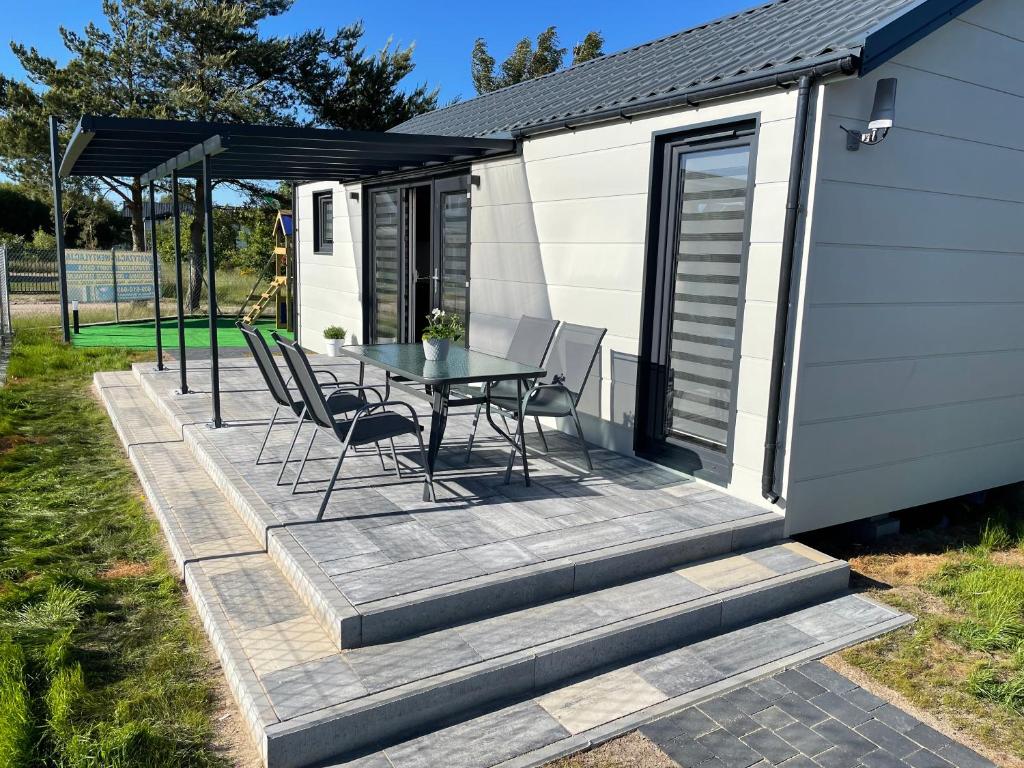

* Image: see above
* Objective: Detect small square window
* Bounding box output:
[314,191,334,252]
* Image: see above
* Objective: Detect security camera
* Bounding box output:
[842,78,897,151]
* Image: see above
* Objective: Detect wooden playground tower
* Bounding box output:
[241,210,294,330]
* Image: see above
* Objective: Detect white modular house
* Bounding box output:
[293,0,1024,534]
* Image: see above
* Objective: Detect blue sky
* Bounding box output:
[2,0,754,104]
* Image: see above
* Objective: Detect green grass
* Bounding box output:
[824,499,1024,763]
[70,316,292,349]
[0,329,226,768]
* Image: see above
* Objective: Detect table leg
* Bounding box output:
[358,361,364,386]
[423,383,450,501]
[503,377,530,486]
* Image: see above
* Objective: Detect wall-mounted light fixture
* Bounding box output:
[470,174,481,188]
[349,191,360,201]
[842,78,897,151]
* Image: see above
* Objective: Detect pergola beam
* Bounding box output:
[140,135,227,185]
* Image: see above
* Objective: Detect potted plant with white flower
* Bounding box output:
[421,309,463,362]
[323,325,346,356]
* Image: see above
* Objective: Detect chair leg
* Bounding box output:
[504,413,527,484]
[317,439,351,521]
[390,438,402,479]
[254,406,279,466]
[375,442,387,471]
[291,428,317,494]
[534,416,549,453]
[567,399,593,472]
[465,403,482,463]
[276,410,306,485]
[414,429,436,502]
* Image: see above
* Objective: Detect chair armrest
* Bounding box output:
[327,384,385,403]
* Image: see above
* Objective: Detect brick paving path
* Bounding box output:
[640,661,995,768]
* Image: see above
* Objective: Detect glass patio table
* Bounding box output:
[339,343,546,498]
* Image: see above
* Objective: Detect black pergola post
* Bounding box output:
[171,170,189,394]
[202,152,222,428]
[148,182,164,370]
[48,116,71,343]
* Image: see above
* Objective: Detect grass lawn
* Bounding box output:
[70,316,291,350]
[803,498,1024,766]
[0,329,226,767]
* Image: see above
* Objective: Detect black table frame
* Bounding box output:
[340,344,545,500]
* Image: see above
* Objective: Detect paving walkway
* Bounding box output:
[640,661,996,768]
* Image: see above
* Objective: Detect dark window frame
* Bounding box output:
[635,114,761,487]
[313,190,334,254]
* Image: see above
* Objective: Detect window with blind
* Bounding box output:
[438,190,469,326]
[371,190,400,342]
[667,143,752,454]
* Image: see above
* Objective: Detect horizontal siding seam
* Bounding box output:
[813,241,1024,256]
[821,118,1024,154]
[790,433,1024,484]
[802,344,1024,367]
[798,390,1024,427]
[818,177,1024,206]
[956,17,1024,45]
[471,277,641,294]
[472,192,646,208]
[807,300,1024,308]
[883,60,1024,103]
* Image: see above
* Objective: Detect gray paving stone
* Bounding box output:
[904,749,954,768]
[262,655,366,720]
[692,621,818,677]
[936,741,997,768]
[742,727,799,764]
[751,705,796,731]
[859,748,910,768]
[346,630,482,692]
[749,676,792,704]
[209,567,305,631]
[774,694,829,727]
[814,744,866,768]
[811,692,872,727]
[873,704,921,734]
[777,721,833,757]
[699,697,761,737]
[657,735,716,767]
[721,685,770,715]
[458,540,541,573]
[813,718,876,757]
[795,662,858,694]
[582,571,708,621]
[777,756,820,768]
[430,518,510,549]
[775,668,828,698]
[383,700,568,768]
[635,648,725,697]
[746,546,817,575]
[843,686,887,712]
[363,521,450,562]
[697,728,763,768]
[857,719,919,758]
[339,551,485,604]
[906,724,957,754]
[641,707,719,742]
[322,551,392,577]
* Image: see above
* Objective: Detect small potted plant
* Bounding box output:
[323,325,346,356]
[421,309,463,362]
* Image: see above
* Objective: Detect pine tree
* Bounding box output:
[471,26,604,95]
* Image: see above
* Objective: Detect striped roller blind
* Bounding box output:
[372,190,400,343]
[668,145,751,453]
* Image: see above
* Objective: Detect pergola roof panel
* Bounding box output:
[59,115,516,183]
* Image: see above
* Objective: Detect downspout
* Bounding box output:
[762,75,813,503]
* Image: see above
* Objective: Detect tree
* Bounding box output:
[471,27,604,94]
[0,1,438,311]
[290,22,437,131]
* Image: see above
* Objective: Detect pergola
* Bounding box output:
[52,115,514,426]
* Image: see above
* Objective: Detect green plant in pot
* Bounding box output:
[421,309,463,361]
[323,325,347,356]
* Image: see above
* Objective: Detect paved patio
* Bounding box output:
[94,353,914,768]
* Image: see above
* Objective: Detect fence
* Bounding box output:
[2,241,271,332]
[0,245,12,342]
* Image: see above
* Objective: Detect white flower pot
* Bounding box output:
[422,338,450,361]
[324,338,343,357]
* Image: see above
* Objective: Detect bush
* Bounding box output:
[323,325,347,340]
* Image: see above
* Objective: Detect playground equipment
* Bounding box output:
[240,210,294,330]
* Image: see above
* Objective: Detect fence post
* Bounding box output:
[110,247,119,324]
[48,116,71,343]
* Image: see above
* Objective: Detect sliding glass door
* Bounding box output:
[366,175,471,344]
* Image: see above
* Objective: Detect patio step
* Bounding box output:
[92,369,914,768]
[130,361,787,650]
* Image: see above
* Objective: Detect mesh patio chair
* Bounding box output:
[237,322,385,483]
[462,315,559,461]
[272,332,435,518]
[489,322,607,479]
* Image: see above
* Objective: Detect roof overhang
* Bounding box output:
[58,116,517,184]
[859,0,985,74]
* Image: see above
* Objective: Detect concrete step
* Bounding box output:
[92,370,912,768]
[131,362,787,650]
